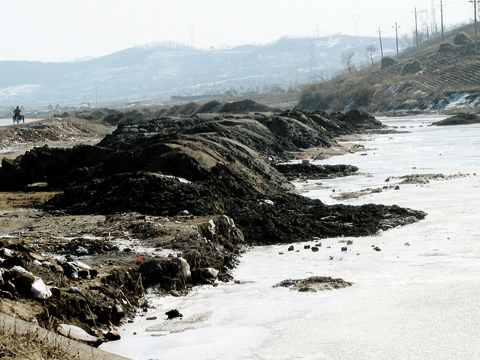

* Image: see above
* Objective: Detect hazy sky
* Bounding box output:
[2,0,474,62]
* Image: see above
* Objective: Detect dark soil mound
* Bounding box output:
[430,113,480,126]
[0,110,425,247]
[437,42,460,53]
[275,163,358,181]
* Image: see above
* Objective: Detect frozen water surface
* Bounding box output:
[102,115,480,359]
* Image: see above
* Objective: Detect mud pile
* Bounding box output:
[0,109,424,247]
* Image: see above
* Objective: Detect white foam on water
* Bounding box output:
[102,115,480,359]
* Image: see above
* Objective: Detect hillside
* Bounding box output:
[296,23,480,114]
[0,35,396,108]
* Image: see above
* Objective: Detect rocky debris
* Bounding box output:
[273,276,352,292]
[275,163,358,181]
[430,113,480,126]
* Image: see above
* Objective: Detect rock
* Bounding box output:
[373,246,381,251]
[311,247,319,252]
[288,245,294,251]
[165,309,183,320]
[13,272,35,295]
[57,324,103,347]
[341,246,348,252]
[404,242,410,246]
[304,245,310,249]
[346,240,353,245]
[104,330,121,341]
[146,316,157,320]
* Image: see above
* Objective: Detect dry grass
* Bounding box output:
[0,316,84,360]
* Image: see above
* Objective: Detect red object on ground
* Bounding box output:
[136,257,143,263]
[302,157,310,164]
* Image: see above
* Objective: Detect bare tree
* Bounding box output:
[341,51,356,73]
[365,45,377,65]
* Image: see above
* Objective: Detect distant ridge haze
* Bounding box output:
[0,35,396,107]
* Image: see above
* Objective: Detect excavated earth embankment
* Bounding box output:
[0,107,426,347]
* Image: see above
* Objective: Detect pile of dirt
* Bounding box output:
[430,113,480,126]
[0,109,422,246]
[437,42,461,54]
[453,31,473,45]
[0,118,111,151]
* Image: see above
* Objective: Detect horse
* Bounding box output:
[13,114,24,123]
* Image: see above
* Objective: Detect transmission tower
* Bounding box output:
[353,14,360,36]
[188,25,194,49]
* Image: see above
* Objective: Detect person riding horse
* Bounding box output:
[13,106,24,123]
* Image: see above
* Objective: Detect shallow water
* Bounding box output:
[102,115,480,360]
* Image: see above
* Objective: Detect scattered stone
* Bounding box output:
[404,242,410,246]
[346,240,353,245]
[304,245,310,249]
[311,247,319,252]
[146,316,157,321]
[373,246,381,251]
[288,245,294,251]
[341,246,348,252]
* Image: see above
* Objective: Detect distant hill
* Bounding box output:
[0,35,396,107]
[296,23,480,114]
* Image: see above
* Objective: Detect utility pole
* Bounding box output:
[470,0,478,54]
[415,8,419,47]
[194,76,196,96]
[393,22,400,55]
[378,28,384,58]
[95,87,97,108]
[431,0,437,37]
[439,1,445,41]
